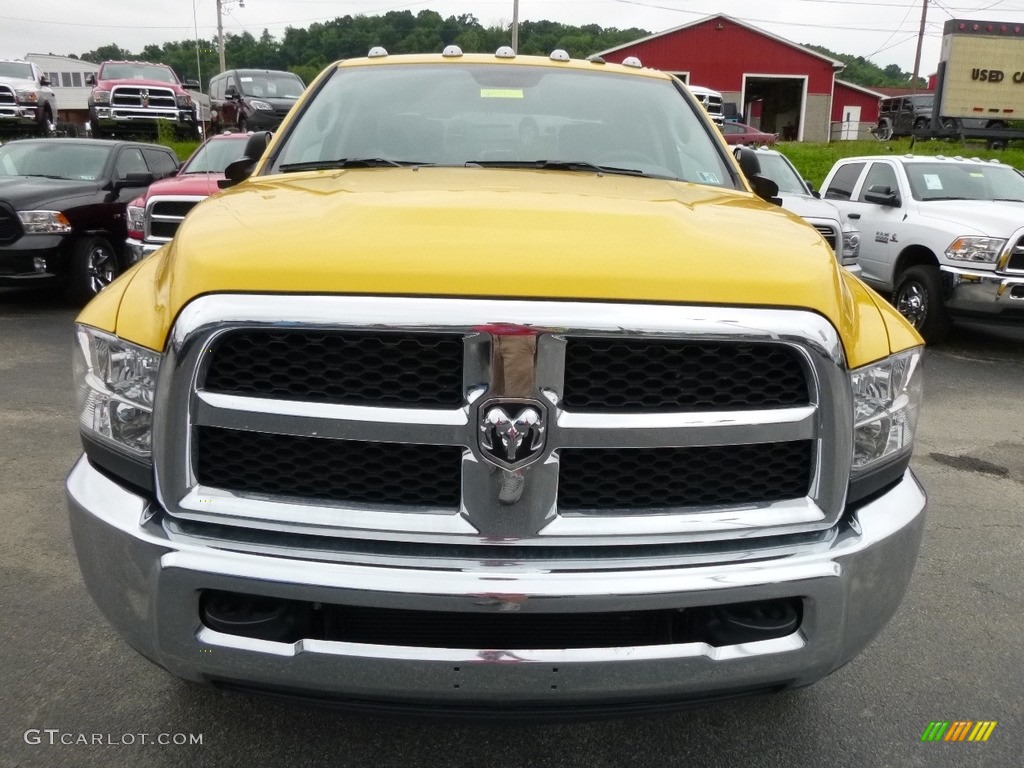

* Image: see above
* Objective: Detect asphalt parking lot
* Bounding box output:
[1,286,1021,768]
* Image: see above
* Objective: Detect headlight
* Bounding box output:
[91,89,111,105]
[176,92,193,109]
[841,228,860,261]
[946,236,1005,263]
[18,210,72,234]
[15,89,39,103]
[850,347,923,473]
[250,99,273,111]
[126,203,145,237]
[74,326,160,457]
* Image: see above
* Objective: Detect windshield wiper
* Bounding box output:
[278,158,430,172]
[992,197,1024,202]
[468,159,647,177]
[19,173,67,179]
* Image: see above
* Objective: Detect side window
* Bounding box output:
[142,148,178,179]
[823,162,866,201]
[114,147,148,179]
[857,162,899,201]
[210,76,222,100]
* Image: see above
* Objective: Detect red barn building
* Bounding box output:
[597,14,858,142]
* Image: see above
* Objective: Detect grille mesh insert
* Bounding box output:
[558,441,813,510]
[203,329,465,407]
[196,426,463,507]
[562,338,808,411]
[152,200,198,218]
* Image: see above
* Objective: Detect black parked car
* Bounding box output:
[208,69,305,133]
[0,138,177,301]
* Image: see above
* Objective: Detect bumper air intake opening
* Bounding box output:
[200,591,802,649]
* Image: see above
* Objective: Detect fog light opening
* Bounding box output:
[33,257,47,273]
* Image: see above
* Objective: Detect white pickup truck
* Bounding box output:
[820,154,1024,342]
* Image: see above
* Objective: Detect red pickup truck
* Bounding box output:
[87,61,200,139]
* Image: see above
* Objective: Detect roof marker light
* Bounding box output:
[622,56,642,68]
[442,45,463,57]
[367,46,388,58]
[495,46,516,59]
[549,49,570,62]
[587,55,606,64]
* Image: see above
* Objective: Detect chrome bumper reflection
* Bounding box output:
[943,265,1024,316]
[67,456,926,706]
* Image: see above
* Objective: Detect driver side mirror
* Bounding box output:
[219,131,272,189]
[863,184,900,207]
[183,79,201,91]
[39,76,51,87]
[735,146,782,206]
[225,85,239,100]
[86,73,96,87]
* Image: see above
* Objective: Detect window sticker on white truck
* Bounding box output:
[923,174,943,190]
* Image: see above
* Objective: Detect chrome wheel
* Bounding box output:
[86,241,118,294]
[895,281,926,329]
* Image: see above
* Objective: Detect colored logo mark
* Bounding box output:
[921,721,997,742]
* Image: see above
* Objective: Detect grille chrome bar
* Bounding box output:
[155,295,852,546]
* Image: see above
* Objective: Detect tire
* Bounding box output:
[870,122,892,141]
[38,106,53,137]
[238,116,248,133]
[67,236,120,304]
[893,265,950,344]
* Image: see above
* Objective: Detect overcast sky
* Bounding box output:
[4,0,1024,76]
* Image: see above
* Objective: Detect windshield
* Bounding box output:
[753,153,808,195]
[238,72,304,99]
[0,62,33,79]
[100,63,178,84]
[272,63,735,186]
[904,161,1024,201]
[182,138,249,173]
[0,142,112,181]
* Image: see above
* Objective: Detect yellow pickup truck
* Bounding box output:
[67,49,926,715]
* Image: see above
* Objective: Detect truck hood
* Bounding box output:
[0,76,37,89]
[144,173,223,198]
[97,77,183,92]
[915,199,1024,236]
[0,176,100,208]
[111,167,890,363]
[776,192,841,223]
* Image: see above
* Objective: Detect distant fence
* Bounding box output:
[829,121,876,141]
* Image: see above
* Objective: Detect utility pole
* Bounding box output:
[911,0,928,91]
[216,0,244,74]
[511,0,520,53]
[217,0,226,73]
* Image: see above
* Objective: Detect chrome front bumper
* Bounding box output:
[67,456,926,710]
[125,237,162,264]
[943,265,1024,317]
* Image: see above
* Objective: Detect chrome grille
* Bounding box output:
[0,86,15,106]
[144,196,203,243]
[156,296,852,547]
[1008,237,1024,272]
[813,224,839,252]
[111,85,177,109]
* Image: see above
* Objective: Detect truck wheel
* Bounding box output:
[38,106,54,136]
[68,236,120,303]
[894,265,950,344]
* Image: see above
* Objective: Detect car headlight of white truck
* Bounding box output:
[946,236,1005,263]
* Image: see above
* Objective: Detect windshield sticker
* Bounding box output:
[480,88,524,99]
[697,171,720,184]
[923,174,943,190]
[240,77,253,82]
